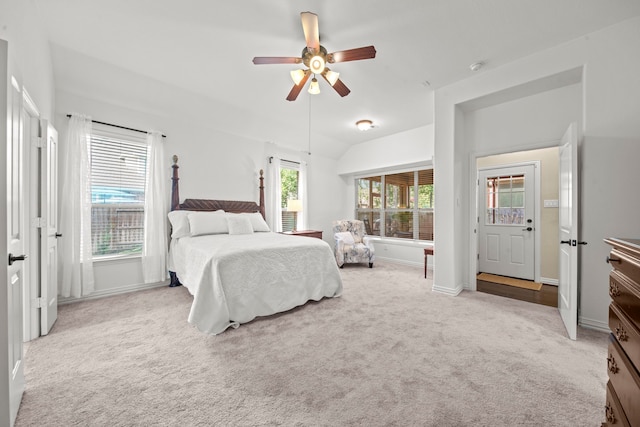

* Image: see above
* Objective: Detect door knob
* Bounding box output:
[560,240,571,245]
[522,227,533,231]
[8,253,27,266]
[55,233,62,238]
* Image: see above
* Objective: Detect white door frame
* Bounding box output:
[469,148,551,292]
[477,162,539,281]
[23,88,40,342]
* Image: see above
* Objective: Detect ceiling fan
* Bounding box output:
[252,12,376,101]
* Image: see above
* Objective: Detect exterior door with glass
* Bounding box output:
[479,164,535,280]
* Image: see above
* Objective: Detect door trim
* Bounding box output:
[469,149,552,292]
[23,87,40,342]
[478,162,539,281]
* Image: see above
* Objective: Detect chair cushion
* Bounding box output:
[335,231,355,244]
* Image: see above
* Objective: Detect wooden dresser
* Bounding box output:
[603,238,640,426]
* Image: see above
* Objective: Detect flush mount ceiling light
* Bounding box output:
[356,119,373,131]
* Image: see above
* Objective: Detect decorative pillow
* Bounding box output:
[188,211,228,236]
[168,210,201,238]
[335,231,355,245]
[227,215,254,235]
[242,212,270,232]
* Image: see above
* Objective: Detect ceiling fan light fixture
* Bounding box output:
[308,77,321,94]
[356,119,373,131]
[290,69,306,85]
[309,55,325,74]
[324,69,340,86]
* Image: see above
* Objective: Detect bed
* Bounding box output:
[167,156,343,335]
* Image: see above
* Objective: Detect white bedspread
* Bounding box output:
[169,232,343,335]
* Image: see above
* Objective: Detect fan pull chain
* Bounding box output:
[307,94,312,155]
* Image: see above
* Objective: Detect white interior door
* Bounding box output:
[40,120,58,335]
[558,123,579,340]
[2,41,26,424]
[478,164,535,280]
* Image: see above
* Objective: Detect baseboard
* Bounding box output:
[432,283,464,296]
[540,277,558,286]
[579,316,609,333]
[375,256,422,268]
[59,280,170,305]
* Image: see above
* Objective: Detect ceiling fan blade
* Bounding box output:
[286,70,311,101]
[320,75,351,97]
[328,46,377,63]
[253,57,301,65]
[301,12,320,52]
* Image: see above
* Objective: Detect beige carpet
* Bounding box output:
[16,262,607,426]
[477,272,543,291]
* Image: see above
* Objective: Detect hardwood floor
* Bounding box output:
[477,279,558,307]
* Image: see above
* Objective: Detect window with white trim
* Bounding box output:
[280,160,300,232]
[355,169,434,241]
[90,125,147,257]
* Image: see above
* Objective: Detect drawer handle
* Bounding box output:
[605,402,615,423]
[609,281,621,298]
[607,354,619,374]
[606,256,621,264]
[615,324,628,342]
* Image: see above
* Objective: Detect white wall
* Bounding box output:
[337,125,434,176]
[433,17,640,329]
[337,124,435,267]
[0,0,55,120]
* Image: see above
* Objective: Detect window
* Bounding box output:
[355,169,434,241]
[485,174,525,225]
[280,160,300,232]
[90,126,147,257]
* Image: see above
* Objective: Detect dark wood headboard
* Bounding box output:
[170,155,266,219]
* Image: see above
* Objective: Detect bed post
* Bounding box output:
[259,169,265,220]
[171,155,180,211]
[169,155,182,287]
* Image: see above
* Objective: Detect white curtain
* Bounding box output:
[59,114,95,298]
[298,161,308,230]
[141,131,168,283]
[266,157,283,232]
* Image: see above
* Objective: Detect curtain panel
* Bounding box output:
[141,132,168,283]
[59,114,95,298]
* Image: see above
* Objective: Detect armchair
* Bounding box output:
[332,220,375,268]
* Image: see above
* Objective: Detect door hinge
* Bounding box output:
[32,217,45,228]
[32,136,44,149]
[33,297,45,309]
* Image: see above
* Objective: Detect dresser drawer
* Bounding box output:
[609,271,640,328]
[607,335,640,425]
[603,380,631,427]
[609,303,640,369]
[609,246,640,287]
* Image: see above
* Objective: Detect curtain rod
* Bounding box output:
[66,114,166,138]
[268,156,300,164]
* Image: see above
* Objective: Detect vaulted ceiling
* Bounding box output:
[33,0,640,158]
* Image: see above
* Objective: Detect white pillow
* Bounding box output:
[227,215,254,235]
[335,231,355,245]
[168,210,198,238]
[242,212,270,232]
[188,211,228,236]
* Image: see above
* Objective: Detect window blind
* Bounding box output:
[90,126,148,257]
